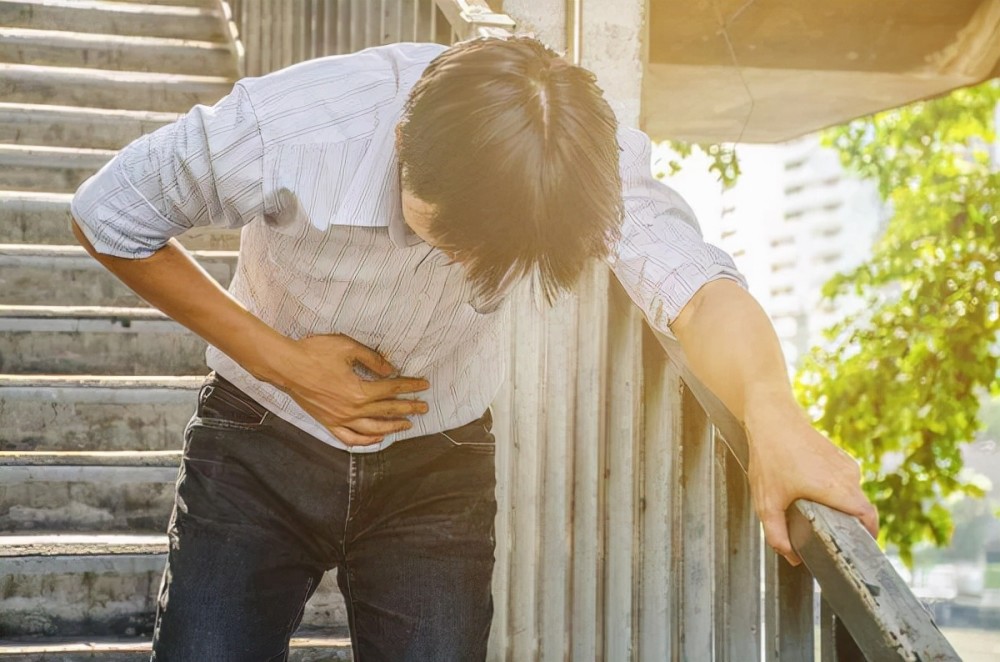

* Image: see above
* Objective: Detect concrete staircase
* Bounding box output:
[0,1,352,658]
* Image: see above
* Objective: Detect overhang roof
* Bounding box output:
[642,0,1000,143]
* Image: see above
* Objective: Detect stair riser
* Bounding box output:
[0,162,100,193]
[0,3,226,42]
[0,392,196,452]
[0,199,241,249]
[0,39,235,77]
[0,556,348,636]
[0,321,208,375]
[0,649,352,662]
[60,0,218,6]
[0,465,177,532]
[0,112,164,149]
[0,69,233,113]
[0,255,235,306]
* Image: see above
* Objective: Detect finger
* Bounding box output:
[362,377,431,399]
[761,509,801,567]
[346,343,396,378]
[850,501,880,540]
[344,417,414,436]
[331,426,384,447]
[358,399,429,418]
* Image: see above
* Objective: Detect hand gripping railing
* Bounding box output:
[657,332,960,660]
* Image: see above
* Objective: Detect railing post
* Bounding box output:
[680,385,716,659]
[764,551,815,661]
[820,596,865,661]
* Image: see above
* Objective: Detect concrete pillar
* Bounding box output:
[500,0,567,52]
[502,0,648,126]
[578,0,648,127]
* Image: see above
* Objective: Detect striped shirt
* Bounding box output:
[71,42,746,453]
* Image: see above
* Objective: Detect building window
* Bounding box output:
[771,285,794,297]
[771,260,796,272]
[784,185,805,196]
[784,209,804,221]
[770,235,794,247]
[784,159,806,171]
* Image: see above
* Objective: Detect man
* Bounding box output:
[71,37,878,661]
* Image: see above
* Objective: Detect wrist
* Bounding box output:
[743,383,809,438]
[241,327,299,391]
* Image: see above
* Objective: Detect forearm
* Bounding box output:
[669,279,803,427]
[71,217,293,386]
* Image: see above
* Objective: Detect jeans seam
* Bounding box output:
[343,565,361,662]
[269,574,315,662]
[342,455,363,660]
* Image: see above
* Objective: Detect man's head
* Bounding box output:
[396,36,623,304]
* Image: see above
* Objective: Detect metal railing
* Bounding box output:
[214,1,961,658]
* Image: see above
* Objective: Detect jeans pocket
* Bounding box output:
[194,374,270,431]
[438,417,496,455]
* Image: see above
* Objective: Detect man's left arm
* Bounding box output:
[608,128,878,565]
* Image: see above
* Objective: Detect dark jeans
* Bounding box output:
[150,371,497,661]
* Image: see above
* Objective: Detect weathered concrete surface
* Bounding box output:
[0,635,353,661]
[0,63,235,113]
[0,459,179,532]
[0,307,208,375]
[0,536,349,637]
[0,28,236,77]
[1,376,200,452]
[0,245,236,307]
[0,144,112,193]
[644,0,1000,142]
[0,1,227,42]
[0,103,176,150]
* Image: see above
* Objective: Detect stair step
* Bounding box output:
[0,28,236,77]
[0,534,349,637]
[0,191,241,249]
[55,0,217,6]
[0,374,201,452]
[0,636,353,661]
[0,244,237,306]
[0,305,207,375]
[0,0,227,42]
[0,451,179,532]
[0,63,234,113]
[0,102,175,150]
[0,143,114,193]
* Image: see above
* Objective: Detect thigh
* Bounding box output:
[343,418,498,661]
[151,420,326,662]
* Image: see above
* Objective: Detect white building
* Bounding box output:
[660,135,888,366]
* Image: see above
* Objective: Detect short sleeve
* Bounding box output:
[70,83,266,258]
[607,127,748,336]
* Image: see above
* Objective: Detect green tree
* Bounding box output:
[795,80,1000,564]
[660,141,741,189]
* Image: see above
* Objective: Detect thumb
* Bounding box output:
[346,341,395,378]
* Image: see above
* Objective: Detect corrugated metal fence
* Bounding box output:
[224,0,451,77]
[215,1,960,659]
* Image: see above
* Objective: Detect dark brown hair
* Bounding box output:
[396,36,623,304]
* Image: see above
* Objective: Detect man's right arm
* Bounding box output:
[71,85,429,445]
